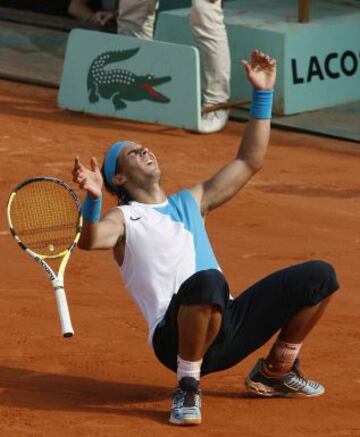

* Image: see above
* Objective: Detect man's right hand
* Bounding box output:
[72,156,103,199]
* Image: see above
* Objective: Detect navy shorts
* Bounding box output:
[152,260,339,376]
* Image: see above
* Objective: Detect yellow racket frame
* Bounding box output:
[7,177,83,337]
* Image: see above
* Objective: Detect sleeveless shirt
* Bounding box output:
[117,189,221,345]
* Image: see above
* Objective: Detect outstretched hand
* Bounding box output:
[72,156,103,199]
[241,50,276,90]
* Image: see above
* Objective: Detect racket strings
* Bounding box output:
[30,237,76,251]
[10,180,80,256]
[19,223,75,236]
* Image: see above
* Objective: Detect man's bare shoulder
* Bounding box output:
[102,206,125,225]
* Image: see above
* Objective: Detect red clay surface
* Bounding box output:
[0,80,359,437]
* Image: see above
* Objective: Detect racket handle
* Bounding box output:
[54,287,74,337]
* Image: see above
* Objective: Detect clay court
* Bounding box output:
[0,80,359,436]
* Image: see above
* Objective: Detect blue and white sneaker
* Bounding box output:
[169,377,201,426]
[245,358,325,398]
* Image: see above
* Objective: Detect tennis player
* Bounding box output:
[72,50,339,426]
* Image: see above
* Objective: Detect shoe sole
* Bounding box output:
[169,416,201,426]
[245,377,325,398]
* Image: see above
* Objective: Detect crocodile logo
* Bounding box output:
[87,48,171,110]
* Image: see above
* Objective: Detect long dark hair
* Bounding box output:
[100,163,132,205]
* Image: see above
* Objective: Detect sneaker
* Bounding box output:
[169,377,201,426]
[245,358,325,398]
[198,109,229,134]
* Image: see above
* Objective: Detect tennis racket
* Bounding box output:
[7,177,82,337]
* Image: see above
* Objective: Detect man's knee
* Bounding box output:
[306,260,337,284]
[178,269,228,308]
[195,268,226,287]
[302,260,339,304]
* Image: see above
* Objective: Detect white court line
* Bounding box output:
[0,230,10,236]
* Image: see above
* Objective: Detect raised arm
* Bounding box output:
[72,156,125,250]
[190,50,276,215]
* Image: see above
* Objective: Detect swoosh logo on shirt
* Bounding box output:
[130,216,142,221]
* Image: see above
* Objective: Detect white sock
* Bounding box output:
[177,355,202,382]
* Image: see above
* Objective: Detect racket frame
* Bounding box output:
[7,176,83,338]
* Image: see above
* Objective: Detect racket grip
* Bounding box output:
[54,287,74,337]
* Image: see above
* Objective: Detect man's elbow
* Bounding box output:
[248,158,264,174]
[239,152,265,174]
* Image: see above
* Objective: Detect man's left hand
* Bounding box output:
[241,50,277,90]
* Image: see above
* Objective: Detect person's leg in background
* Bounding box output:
[117,0,158,40]
[190,0,231,133]
[117,0,231,133]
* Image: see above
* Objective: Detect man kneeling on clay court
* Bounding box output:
[72,50,339,426]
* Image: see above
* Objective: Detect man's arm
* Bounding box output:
[72,156,125,250]
[190,50,276,215]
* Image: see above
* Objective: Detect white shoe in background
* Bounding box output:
[198,109,229,134]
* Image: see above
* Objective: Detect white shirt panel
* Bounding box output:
[119,202,196,344]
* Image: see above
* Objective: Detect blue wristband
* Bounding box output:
[250,89,274,119]
[82,193,102,223]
